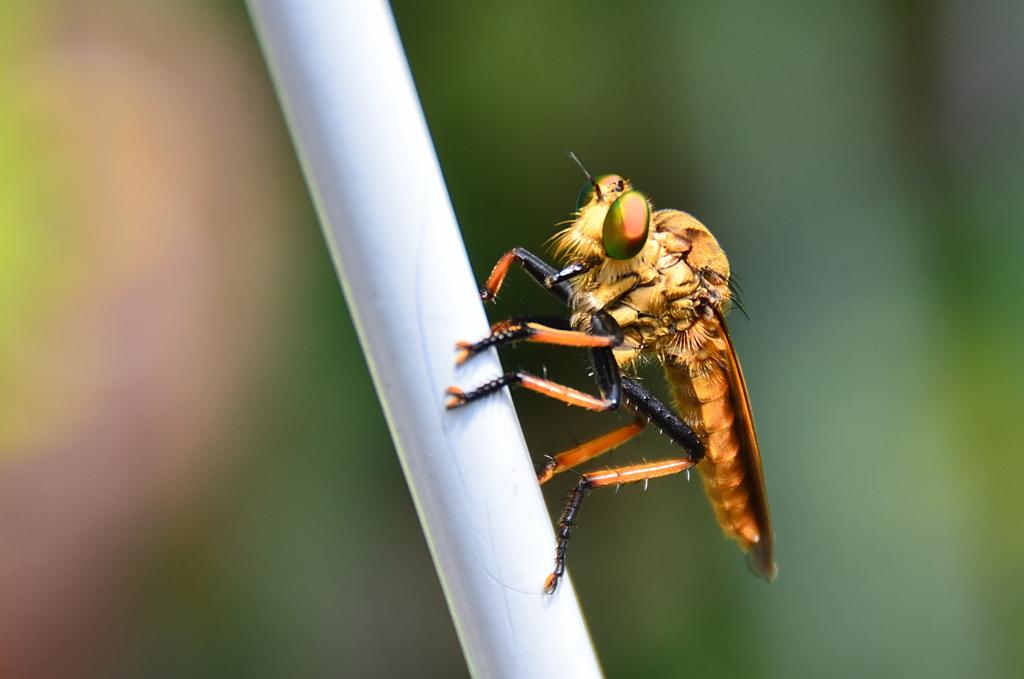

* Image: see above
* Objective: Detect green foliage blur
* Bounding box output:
[1,0,1022,677]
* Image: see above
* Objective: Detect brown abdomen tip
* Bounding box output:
[747,544,777,583]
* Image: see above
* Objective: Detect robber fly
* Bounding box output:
[446,155,775,593]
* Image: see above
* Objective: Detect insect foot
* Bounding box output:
[444,387,468,409]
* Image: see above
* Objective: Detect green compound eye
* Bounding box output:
[602,191,650,260]
[575,174,624,213]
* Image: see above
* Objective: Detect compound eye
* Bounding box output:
[575,174,624,213]
[602,191,650,260]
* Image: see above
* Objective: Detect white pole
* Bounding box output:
[244,2,603,677]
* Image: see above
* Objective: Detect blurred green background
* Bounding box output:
[1,0,1022,677]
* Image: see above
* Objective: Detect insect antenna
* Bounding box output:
[568,151,595,184]
[568,151,602,200]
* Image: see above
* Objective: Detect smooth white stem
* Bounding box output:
[244,1,603,677]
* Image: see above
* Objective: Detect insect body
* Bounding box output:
[447,162,775,592]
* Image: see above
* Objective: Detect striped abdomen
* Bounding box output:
[664,320,776,580]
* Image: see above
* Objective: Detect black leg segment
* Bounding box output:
[621,377,704,461]
[545,476,590,594]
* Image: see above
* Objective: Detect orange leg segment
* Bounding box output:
[518,374,612,411]
[456,321,617,366]
[584,458,696,488]
[481,251,519,301]
[445,371,615,411]
[537,420,645,484]
[521,323,617,348]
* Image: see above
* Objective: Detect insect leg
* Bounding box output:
[541,360,705,593]
[449,310,625,410]
[456,316,619,365]
[536,417,645,484]
[620,377,705,462]
[445,372,616,411]
[480,247,591,303]
[587,311,623,406]
[546,477,587,594]
[545,457,698,594]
